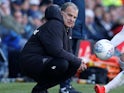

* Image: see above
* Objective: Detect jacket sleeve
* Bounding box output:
[37,21,81,67]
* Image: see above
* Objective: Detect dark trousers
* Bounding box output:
[21,58,79,91]
[59,38,80,89]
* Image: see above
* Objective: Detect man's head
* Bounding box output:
[61,2,78,28]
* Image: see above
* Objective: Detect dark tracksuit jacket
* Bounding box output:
[20,5,81,89]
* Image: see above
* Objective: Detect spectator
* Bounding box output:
[10,0,24,14]
[21,14,35,39]
[0,0,24,34]
[39,0,53,15]
[85,9,110,42]
[21,0,30,15]
[28,0,42,19]
[100,12,113,32]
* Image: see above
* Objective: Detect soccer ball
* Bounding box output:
[94,39,115,60]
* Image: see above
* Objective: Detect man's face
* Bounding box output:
[61,6,78,28]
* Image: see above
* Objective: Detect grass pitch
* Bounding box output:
[0,82,123,93]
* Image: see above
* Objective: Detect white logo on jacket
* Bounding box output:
[33,30,39,35]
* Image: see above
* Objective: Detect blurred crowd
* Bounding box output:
[0,0,124,82]
[85,0,124,42]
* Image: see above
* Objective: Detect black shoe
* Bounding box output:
[32,84,48,93]
[67,86,81,93]
[59,86,81,93]
[59,87,69,93]
[32,90,48,93]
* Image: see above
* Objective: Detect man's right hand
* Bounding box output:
[77,62,87,72]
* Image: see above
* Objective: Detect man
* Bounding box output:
[94,26,124,93]
[20,3,87,93]
[53,0,85,93]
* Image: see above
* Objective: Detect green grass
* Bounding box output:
[0,82,123,93]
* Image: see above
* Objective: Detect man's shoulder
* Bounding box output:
[46,20,64,28]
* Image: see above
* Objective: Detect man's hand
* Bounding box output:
[75,60,87,77]
[77,62,87,72]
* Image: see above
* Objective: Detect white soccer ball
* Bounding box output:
[94,39,115,60]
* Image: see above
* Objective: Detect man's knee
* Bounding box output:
[45,58,69,76]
